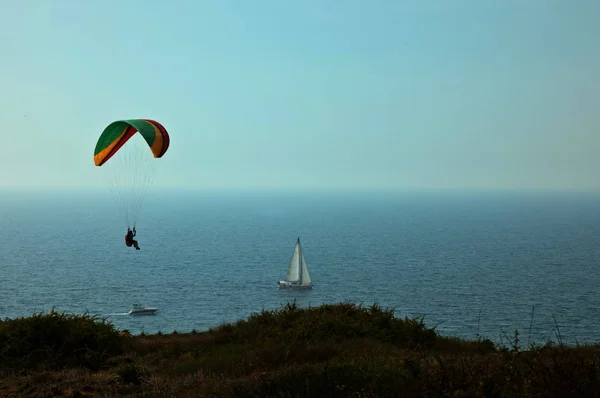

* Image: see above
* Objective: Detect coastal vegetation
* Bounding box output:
[1,301,599,397]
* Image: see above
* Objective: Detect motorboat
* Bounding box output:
[127,304,158,315]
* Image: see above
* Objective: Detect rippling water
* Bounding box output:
[1,189,599,346]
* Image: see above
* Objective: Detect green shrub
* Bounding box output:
[226,361,416,398]
[115,362,147,385]
[212,301,441,350]
[0,309,124,372]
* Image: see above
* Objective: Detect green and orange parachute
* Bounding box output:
[94,119,170,229]
[94,119,170,167]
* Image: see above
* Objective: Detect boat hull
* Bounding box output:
[128,311,156,315]
[128,309,157,315]
[278,281,312,290]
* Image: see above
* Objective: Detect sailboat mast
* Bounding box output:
[298,237,302,283]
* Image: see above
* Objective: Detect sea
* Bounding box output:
[1,188,599,347]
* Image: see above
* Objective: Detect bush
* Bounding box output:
[226,361,417,398]
[0,309,125,372]
[213,302,428,347]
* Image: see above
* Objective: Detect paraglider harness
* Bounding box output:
[125,227,137,248]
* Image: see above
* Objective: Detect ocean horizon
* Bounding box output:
[1,188,599,346]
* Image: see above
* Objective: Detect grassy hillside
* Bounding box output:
[1,301,599,397]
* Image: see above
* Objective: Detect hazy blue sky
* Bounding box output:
[1,0,599,191]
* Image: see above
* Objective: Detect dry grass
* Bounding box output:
[1,302,599,397]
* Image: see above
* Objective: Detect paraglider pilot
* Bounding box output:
[125,227,140,250]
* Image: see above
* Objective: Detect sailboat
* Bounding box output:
[278,237,313,290]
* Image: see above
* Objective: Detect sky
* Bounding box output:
[0,0,599,191]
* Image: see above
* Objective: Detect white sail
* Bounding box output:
[285,241,301,282]
[300,253,311,285]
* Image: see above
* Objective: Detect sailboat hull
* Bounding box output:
[278,281,313,290]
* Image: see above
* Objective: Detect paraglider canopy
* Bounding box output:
[94,118,170,229]
[94,119,170,167]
